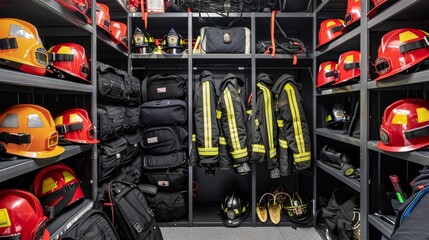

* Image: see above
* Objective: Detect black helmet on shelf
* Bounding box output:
[219,191,249,227]
[161,28,186,55]
[131,27,156,54]
[283,192,310,223]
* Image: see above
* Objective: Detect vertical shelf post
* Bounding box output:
[250,12,257,227]
[188,11,194,227]
[91,0,98,201]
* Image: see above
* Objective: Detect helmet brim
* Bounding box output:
[332,74,361,86]
[377,140,429,152]
[65,138,100,144]
[220,210,249,227]
[0,56,46,76]
[7,145,65,159]
[374,55,429,81]
[48,65,90,83]
[316,80,335,88]
[42,229,50,240]
[316,33,344,50]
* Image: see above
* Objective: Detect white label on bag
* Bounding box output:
[321,89,332,95]
[157,87,167,93]
[116,153,121,159]
[158,181,169,187]
[147,137,158,143]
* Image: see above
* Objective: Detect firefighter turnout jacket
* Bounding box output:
[272,74,311,172]
[251,73,281,178]
[190,70,220,169]
[217,73,251,175]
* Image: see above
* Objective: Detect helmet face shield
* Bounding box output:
[375,58,391,75]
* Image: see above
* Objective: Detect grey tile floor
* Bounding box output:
[161,227,323,240]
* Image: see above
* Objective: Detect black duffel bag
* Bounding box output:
[97,104,124,141]
[61,209,120,240]
[144,168,188,192]
[123,72,141,105]
[142,152,186,170]
[123,106,140,132]
[97,62,125,103]
[142,74,187,102]
[141,126,188,154]
[105,181,163,240]
[140,99,187,126]
[98,137,127,182]
[124,155,143,184]
[146,191,186,222]
[124,132,143,164]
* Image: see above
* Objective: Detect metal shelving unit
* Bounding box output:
[368,141,429,166]
[316,83,361,96]
[367,0,421,29]
[316,161,360,192]
[367,69,429,89]
[315,26,361,57]
[315,128,361,146]
[368,214,394,238]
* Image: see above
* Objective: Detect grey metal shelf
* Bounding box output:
[99,0,128,13]
[316,83,361,96]
[97,32,129,57]
[368,214,394,238]
[193,54,251,59]
[256,54,313,60]
[367,70,429,90]
[316,161,360,192]
[47,199,93,240]
[315,26,361,57]
[131,53,189,59]
[315,128,361,146]
[315,0,346,14]
[192,12,252,18]
[254,12,313,18]
[368,0,421,30]
[0,145,92,183]
[368,141,429,166]
[130,12,189,18]
[0,69,93,93]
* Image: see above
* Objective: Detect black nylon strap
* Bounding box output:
[48,53,74,61]
[399,36,429,54]
[0,234,21,240]
[40,182,78,219]
[343,62,360,70]
[0,132,31,144]
[325,70,335,77]
[332,25,344,34]
[56,122,84,134]
[405,125,429,140]
[0,37,18,50]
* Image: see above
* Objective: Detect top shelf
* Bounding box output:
[99,0,129,13]
[315,26,361,58]
[315,0,346,14]
[368,0,424,30]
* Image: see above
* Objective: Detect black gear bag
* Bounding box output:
[146,191,186,222]
[142,74,187,102]
[122,106,140,132]
[140,126,188,154]
[142,152,187,170]
[98,137,128,182]
[97,105,124,141]
[140,99,187,127]
[143,168,188,192]
[97,62,126,103]
[104,181,163,240]
[61,209,120,240]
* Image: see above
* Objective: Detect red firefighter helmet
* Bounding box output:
[317,19,346,50]
[0,104,65,159]
[56,0,92,24]
[47,43,90,82]
[0,189,50,240]
[343,0,361,29]
[96,2,111,33]
[110,21,129,51]
[34,163,85,220]
[367,0,388,18]
[333,50,360,85]
[0,18,48,76]
[55,108,99,144]
[378,98,429,152]
[374,28,429,81]
[127,0,141,12]
[316,61,337,88]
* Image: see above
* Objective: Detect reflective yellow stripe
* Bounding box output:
[279,139,288,149]
[255,119,260,126]
[258,83,275,155]
[277,119,284,128]
[269,149,277,158]
[219,136,227,145]
[293,152,311,162]
[247,110,252,115]
[231,148,248,159]
[198,147,219,156]
[224,88,241,152]
[203,81,212,149]
[192,134,196,142]
[252,144,265,153]
[216,110,222,119]
[284,84,306,154]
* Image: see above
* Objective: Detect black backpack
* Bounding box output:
[141,74,187,102]
[104,181,163,240]
[61,209,120,240]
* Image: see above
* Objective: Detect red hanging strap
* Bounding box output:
[271,11,275,58]
[141,0,147,29]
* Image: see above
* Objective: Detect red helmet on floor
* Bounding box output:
[316,61,337,88]
[34,163,85,220]
[96,2,111,33]
[333,50,360,85]
[55,108,99,144]
[56,0,92,24]
[316,19,346,49]
[378,98,429,152]
[0,189,50,240]
[344,0,361,29]
[374,28,429,81]
[47,43,90,82]
[110,21,129,51]
[367,0,388,18]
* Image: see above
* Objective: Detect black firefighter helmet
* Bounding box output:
[131,27,156,54]
[219,191,249,227]
[161,28,186,54]
[283,192,310,223]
